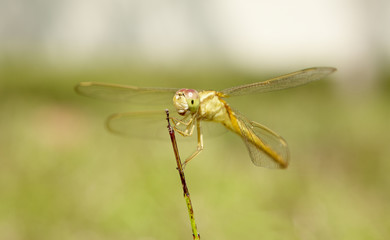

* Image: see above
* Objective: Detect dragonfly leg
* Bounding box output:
[171,115,196,137]
[170,115,193,127]
[174,122,195,137]
[182,121,204,169]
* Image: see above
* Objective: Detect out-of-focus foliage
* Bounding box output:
[0,57,389,240]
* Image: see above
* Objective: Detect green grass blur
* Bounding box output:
[1,56,389,240]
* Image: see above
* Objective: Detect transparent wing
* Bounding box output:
[106,110,173,140]
[75,82,179,106]
[220,67,336,97]
[106,110,227,141]
[235,112,290,169]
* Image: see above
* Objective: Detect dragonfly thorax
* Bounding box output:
[173,88,200,116]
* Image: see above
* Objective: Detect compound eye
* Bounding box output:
[173,89,200,115]
[182,89,200,113]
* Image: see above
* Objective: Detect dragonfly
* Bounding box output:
[75,67,336,169]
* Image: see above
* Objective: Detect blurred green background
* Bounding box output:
[1,1,390,240]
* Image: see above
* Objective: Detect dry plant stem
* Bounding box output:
[166,109,200,240]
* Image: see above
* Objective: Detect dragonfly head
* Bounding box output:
[173,89,200,116]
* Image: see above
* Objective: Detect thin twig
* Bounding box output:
[166,109,200,240]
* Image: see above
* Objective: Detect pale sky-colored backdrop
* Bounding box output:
[1,0,390,91]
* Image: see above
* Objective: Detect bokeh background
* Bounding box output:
[1,0,389,239]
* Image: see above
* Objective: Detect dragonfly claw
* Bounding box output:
[181,162,187,170]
